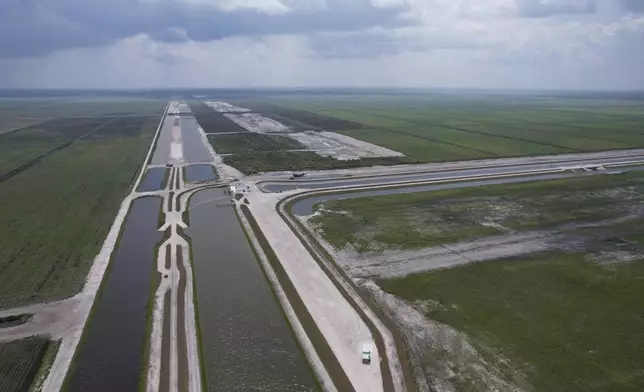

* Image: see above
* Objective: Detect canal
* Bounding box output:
[138,167,167,192]
[65,197,164,392]
[185,188,316,392]
[185,164,217,183]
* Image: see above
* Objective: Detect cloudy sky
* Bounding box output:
[1,0,643,89]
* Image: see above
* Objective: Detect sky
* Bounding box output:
[1,0,643,89]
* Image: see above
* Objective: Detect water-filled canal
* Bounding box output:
[185,188,316,392]
[138,167,167,192]
[185,164,217,183]
[180,117,212,164]
[66,197,163,392]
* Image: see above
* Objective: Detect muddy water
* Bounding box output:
[185,188,316,392]
[181,116,212,164]
[185,164,218,183]
[66,197,164,392]
[138,167,167,192]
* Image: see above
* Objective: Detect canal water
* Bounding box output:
[185,164,217,183]
[185,188,316,392]
[150,115,174,166]
[138,167,167,192]
[180,116,212,164]
[66,197,164,392]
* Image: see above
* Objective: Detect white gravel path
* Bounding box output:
[247,190,384,392]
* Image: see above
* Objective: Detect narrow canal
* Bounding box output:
[185,188,316,392]
[65,197,164,392]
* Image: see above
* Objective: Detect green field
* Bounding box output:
[0,338,58,392]
[207,133,304,154]
[224,150,414,174]
[306,168,644,391]
[0,100,162,309]
[310,171,644,252]
[379,252,644,391]
[232,93,644,165]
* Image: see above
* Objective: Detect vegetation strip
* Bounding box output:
[240,205,354,392]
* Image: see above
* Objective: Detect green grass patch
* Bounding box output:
[0,143,63,176]
[223,150,416,174]
[0,338,52,392]
[0,135,154,309]
[378,253,644,391]
[311,171,644,252]
[208,133,304,154]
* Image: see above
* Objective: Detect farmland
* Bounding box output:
[0,337,58,392]
[207,133,304,154]
[0,100,162,309]
[0,98,166,134]
[231,92,644,164]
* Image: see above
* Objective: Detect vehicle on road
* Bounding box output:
[361,346,372,365]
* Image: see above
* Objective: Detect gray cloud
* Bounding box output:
[620,0,644,12]
[517,0,596,17]
[0,0,411,58]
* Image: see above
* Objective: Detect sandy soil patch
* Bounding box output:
[288,131,404,160]
[224,113,290,133]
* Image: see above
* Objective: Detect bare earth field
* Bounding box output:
[306,171,644,391]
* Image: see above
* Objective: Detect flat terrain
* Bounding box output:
[305,170,644,391]
[207,133,304,154]
[0,100,163,309]
[310,171,644,252]
[379,252,644,391]
[0,337,58,392]
[232,93,644,166]
[225,150,412,174]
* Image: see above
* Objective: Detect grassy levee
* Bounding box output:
[176,247,190,392]
[207,133,304,154]
[234,207,321,391]
[309,170,644,253]
[0,338,53,392]
[28,340,60,392]
[278,197,416,392]
[239,204,353,392]
[378,252,644,392]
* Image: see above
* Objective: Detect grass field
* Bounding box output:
[224,150,414,174]
[0,338,56,392]
[0,98,166,134]
[0,102,160,309]
[207,133,304,154]
[310,171,644,252]
[378,252,644,391]
[231,92,644,165]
